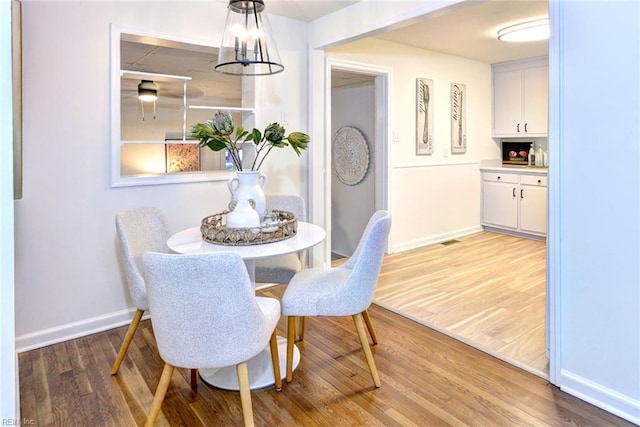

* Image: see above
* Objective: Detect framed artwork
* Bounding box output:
[416,78,433,155]
[165,143,200,173]
[12,0,22,199]
[451,83,467,154]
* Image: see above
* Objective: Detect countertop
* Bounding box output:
[480,165,548,175]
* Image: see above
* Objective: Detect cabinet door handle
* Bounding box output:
[513,188,516,197]
[497,176,501,180]
[520,189,524,199]
[517,123,520,133]
[524,123,528,133]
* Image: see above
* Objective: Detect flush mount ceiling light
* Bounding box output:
[215,0,284,76]
[138,80,158,121]
[497,18,549,42]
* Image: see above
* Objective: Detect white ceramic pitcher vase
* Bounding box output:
[226,194,261,228]
[228,170,267,220]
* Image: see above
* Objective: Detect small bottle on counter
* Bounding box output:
[535,146,543,166]
[528,143,535,166]
[543,150,548,167]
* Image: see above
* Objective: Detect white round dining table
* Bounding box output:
[167,222,326,283]
[166,221,326,391]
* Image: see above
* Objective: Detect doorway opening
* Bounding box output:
[324,61,549,381]
[326,60,391,259]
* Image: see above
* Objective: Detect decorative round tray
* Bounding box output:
[201,210,297,246]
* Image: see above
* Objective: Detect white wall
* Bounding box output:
[310,1,640,424]
[555,1,640,422]
[1,0,17,420]
[12,0,640,423]
[15,1,308,349]
[331,82,376,256]
[328,38,497,251]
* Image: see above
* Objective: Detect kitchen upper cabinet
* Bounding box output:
[481,169,547,239]
[492,57,548,137]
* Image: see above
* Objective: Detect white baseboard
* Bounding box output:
[15,308,149,353]
[481,225,546,242]
[391,225,483,253]
[560,370,640,425]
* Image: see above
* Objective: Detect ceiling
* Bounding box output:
[120,38,241,108]
[266,0,360,23]
[374,0,548,64]
[268,0,548,64]
[121,1,549,106]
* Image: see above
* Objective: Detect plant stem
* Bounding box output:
[254,145,274,171]
[250,139,268,171]
[227,141,243,171]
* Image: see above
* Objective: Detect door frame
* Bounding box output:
[1,0,18,418]
[546,0,560,385]
[307,2,557,387]
[319,58,392,263]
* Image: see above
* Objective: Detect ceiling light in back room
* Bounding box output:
[137,80,158,121]
[497,18,549,42]
[137,80,158,102]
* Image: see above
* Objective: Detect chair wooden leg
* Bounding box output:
[362,309,379,345]
[236,362,255,427]
[190,369,198,389]
[269,331,282,391]
[111,309,144,375]
[297,316,306,341]
[286,316,296,382]
[144,362,174,427]
[353,313,381,388]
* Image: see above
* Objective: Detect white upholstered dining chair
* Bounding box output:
[141,251,282,427]
[111,206,171,375]
[254,194,307,285]
[281,210,391,388]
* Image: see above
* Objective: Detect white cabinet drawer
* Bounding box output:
[483,172,518,184]
[520,175,547,186]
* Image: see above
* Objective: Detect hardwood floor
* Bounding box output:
[18,284,633,426]
[374,231,548,377]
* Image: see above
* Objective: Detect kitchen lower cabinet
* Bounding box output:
[482,173,518,229]
[481,169,547,239]
[518,175,547,235]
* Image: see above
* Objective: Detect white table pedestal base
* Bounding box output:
[199,336,300,391]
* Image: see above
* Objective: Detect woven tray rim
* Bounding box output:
[200,209,297,246]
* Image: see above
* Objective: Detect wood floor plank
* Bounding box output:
[18,267,634,426]
[374,231,549,377]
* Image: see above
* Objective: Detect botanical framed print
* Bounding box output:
[451,83,467,154]
[165,143,200,173]
[416,78,434,155]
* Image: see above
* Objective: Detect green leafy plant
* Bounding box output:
[191,111,309,171]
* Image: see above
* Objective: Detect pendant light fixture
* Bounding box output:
[138,80,158,121]
[497,18,549,42]
[215,0,284,76]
